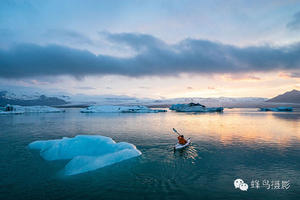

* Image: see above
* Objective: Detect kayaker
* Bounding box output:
[177,135,187,145]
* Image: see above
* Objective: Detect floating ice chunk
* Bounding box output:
[29,135,141,175]
[3,105,64,113]
[170,103,223,112]
[169,104,186,110]
[80,105,166,113]
[0,110,25,114]
[65,149,141,175]
[259,107,293,112]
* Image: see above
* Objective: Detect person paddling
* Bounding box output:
[177,135,187,145]
[173,128,191,150]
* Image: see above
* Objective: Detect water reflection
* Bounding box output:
[272,113,300,121]
[166,109,300,147]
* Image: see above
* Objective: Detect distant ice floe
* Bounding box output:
[28,135,142,175]
[259,107,293,112]
[0,105,65,114]
[0,110,24,114]
[80,105,166,113]
[169,104,186,110]
[170,103,223,112]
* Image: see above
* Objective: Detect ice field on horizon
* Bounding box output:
[80,105,166,113]
[0,105,65,114]
[28,135,142,175]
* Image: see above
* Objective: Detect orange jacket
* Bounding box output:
[178,136,187,145]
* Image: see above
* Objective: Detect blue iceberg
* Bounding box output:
[169,104,186,110]
[170,103,223,112]
[29,135,141,175]
[259,107,293,112]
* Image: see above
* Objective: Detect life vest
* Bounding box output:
[178,136,187,145]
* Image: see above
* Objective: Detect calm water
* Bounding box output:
[1,108,300,200]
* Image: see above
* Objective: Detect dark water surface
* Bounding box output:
[1,108,300,200]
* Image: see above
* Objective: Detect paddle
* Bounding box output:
[172,128,181,136]
[173,128,191,141]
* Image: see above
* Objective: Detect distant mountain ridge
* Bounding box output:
[0,90,269,107]
[267,90,300,103]
[2,89,299,107]
[0,91,68,106]
[144,97,267,107]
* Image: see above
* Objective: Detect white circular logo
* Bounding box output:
[234,179,248,191]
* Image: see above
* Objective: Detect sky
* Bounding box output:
[0,0,300,99]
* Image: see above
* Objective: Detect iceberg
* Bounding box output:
[170,103,223,112]
[80,105,166,113]
[28,135,141,175]
[169,104,186,110]
[0,110,25,114]
[259,107,293,112]
[0,105,24,114]
[2,105,65,113]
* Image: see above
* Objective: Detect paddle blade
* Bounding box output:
[172,128,180,135]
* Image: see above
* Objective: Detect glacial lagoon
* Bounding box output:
[1,108,300,200]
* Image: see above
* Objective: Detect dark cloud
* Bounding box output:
[104,32,167,52]
[1,32,300,79]
[287,11,300,30]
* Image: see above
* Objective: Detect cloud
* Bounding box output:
[287,11,300,30]
[75,86,96,90]
[44,29,94,45]
[223,74,261,81]
[139,86,150,89]
[1,32,300,79]
[290,72,300,78]
[104,32,168,52]
[279,72,300,79]
[29,79,51,86]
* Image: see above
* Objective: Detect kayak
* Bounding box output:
[174,138,191,150]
